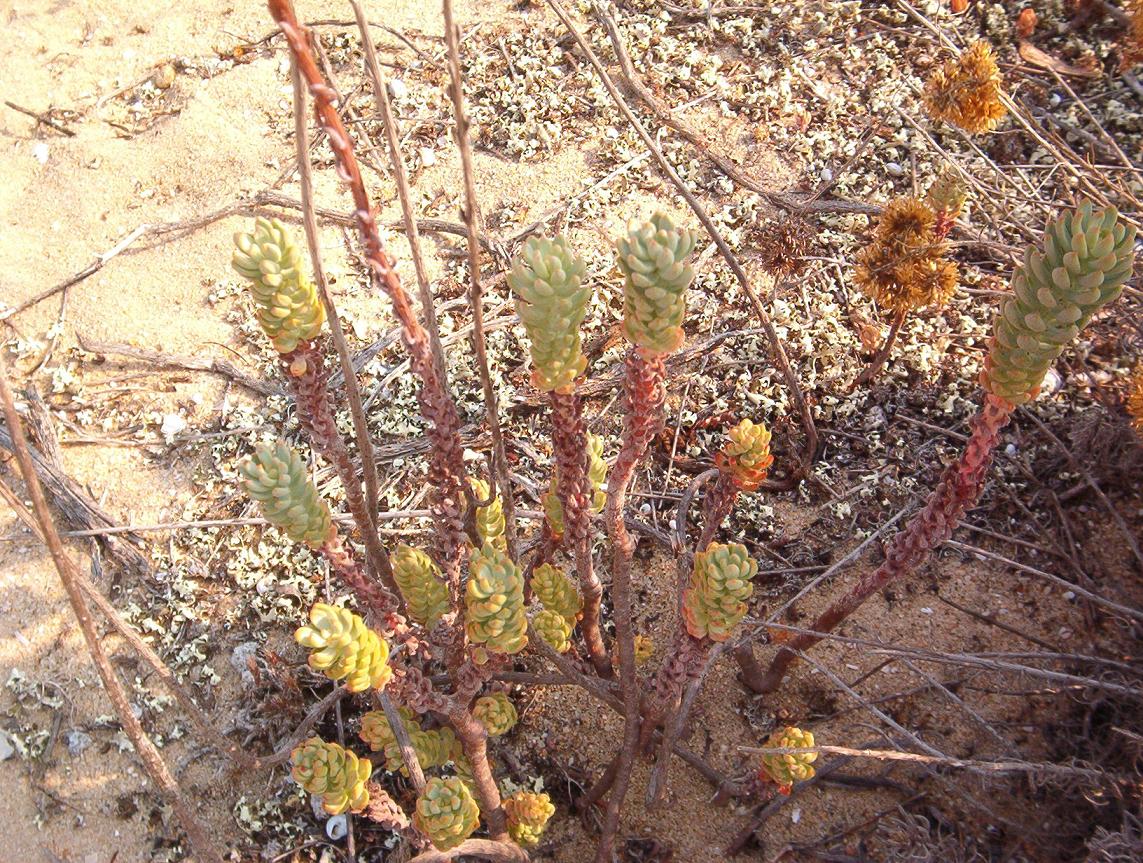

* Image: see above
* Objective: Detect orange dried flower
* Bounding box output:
[923,41,1007,134]
[854,197,959,314]
[1124,2,1143,70]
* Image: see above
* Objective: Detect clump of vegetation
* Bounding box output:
[923,40,1007,134]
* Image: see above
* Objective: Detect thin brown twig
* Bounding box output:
[442,0,519,560]
[850,307,907,390]
[291,56,391,590]
[377,690,426,791]
[0,358,224,863]
[349,0,449,382]
[551,0,819,479]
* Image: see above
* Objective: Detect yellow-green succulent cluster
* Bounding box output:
[616,212,697,355]
[542,433,608,537]
[716,419,775,492]
[925,168,967,223]
[504,791,555,848]
[465,543,528,655]
[634,634,655,665]
[393,544,450,629]
[290,736,372,814]
[681,542,757,642]
[531,563,581,624]
[414,777,480,851]
[470,478,506,551]
[232,217,325,353]
[981,201,1136,405]
[531,609,573,653]
[759,726,818,791]
[239,441,332,547]
[508,235,592,393]
[295,603,392,692]
[471,691,518,737]
[360,708,458,775]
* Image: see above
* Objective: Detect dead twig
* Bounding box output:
[0,357,224,863]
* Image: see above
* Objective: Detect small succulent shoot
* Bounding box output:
[981,201,1136,406]
[532,608,573,653]
[1128,365,1143,433]
[359,705,417,753]
[925,168,968,238]
[295,603,392,692]
[290,736,372,814]
[681,542,757,642]
[469,477,507,550]
[465,543,529,656]
[541,432,608,538]
[923,41,1007,134]
[716,419,775,492]
[504,791,556,848]
[471,691,518,737]
[634,634,655,666]
[616,212,698,355]
[239,440,332,547]
[759,726,818,794]
[508,235,592,393]
[530,562,582,623]
[414,777,481,852]
[232,217,325,353]
[392,544,450,628]
[855,196,959,315]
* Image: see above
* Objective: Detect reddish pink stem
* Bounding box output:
[753,394,1014,693]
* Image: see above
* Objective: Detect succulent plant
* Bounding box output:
[759,726,818,792]
[716,419,775,492]
[508,235,592,393]
[465,543,528,655]
[392,544,450,628]
[359,706,417,753]
[232,217,325,353]
[981,201,1136,405]
[925,168,967,224]
[239,440,332,547]
[469,478,506,550]
[532,608,573,653]
[471,691,518,737]
[530,563,582,624]
[295,603,392,692]
[504,790,555,848]
[290,736,372,814]
[681,542,757,642]
[634,634,655,666]
[923,41,1007,134]
[414,777,480,851]
[542,432,608,537]
[616,212,697,355]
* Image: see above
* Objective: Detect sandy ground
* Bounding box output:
[2,1,1141,862]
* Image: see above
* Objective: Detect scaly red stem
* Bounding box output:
[269,2,469,595]
[319,533,404,632]
[753,394,1014,693]
[596,348,666,863]
[550,389,611,677]
[283,341,398,599]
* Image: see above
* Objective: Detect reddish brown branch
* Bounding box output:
[755,394,1014,692]
[850,307,908,391]
[268,0,469,594]
[550,390,610,677]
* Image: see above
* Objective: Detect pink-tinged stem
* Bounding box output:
[268,1,469,594]
[596,348,667,863]
[550,389,611,677]
[754,394,1014,693]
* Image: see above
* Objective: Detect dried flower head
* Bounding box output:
[855,197,959,314]
[756,216,812,279]
[923,41,1007,134]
